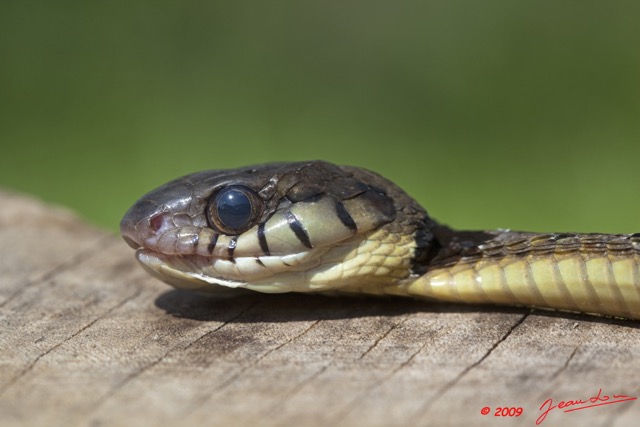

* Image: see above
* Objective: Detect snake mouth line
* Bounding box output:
[135,248,250,291]
[133,244,328,294]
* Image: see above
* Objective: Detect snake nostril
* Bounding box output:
[150,213,164,232]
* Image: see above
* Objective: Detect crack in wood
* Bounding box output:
[86,297,262,421]
[409,312,530,422]
[265,364,331,418]
[0,235,115,309]
[0,285,143,396]
[182,318,323,415]
[551,345,580,380]
[357,317,408,360]
[329,326,429,425]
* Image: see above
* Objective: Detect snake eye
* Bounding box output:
[207,185,263,234]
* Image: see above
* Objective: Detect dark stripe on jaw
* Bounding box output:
[191,234,200,251]
[228,236,238,263]
[207,234,219,254]
[286,210,313,249]
[255,258,265,266]
[335,200,357,232]
[257,222,270,255]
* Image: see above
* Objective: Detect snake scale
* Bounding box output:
[120,161,640,320]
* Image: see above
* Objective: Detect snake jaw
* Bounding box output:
[131,226,418,296]
[134,249,251,296]
[133,246,324,293]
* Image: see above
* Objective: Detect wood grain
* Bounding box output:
[1,189,639,427]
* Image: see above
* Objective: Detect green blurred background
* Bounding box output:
[1,1,639,234]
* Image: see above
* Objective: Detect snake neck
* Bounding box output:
[410,222,500,275]
[390,221,640,320]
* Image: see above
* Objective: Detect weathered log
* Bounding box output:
[1,189,639,427]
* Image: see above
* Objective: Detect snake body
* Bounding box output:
[121,161,640,320]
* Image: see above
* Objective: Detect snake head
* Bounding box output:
[120,161,431,295]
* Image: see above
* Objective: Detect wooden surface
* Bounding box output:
[1,189,640,427]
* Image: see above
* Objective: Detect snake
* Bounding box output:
[120,161,640,320]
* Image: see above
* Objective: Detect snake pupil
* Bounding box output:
[216,188,252,230]
[207,185,264,234]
